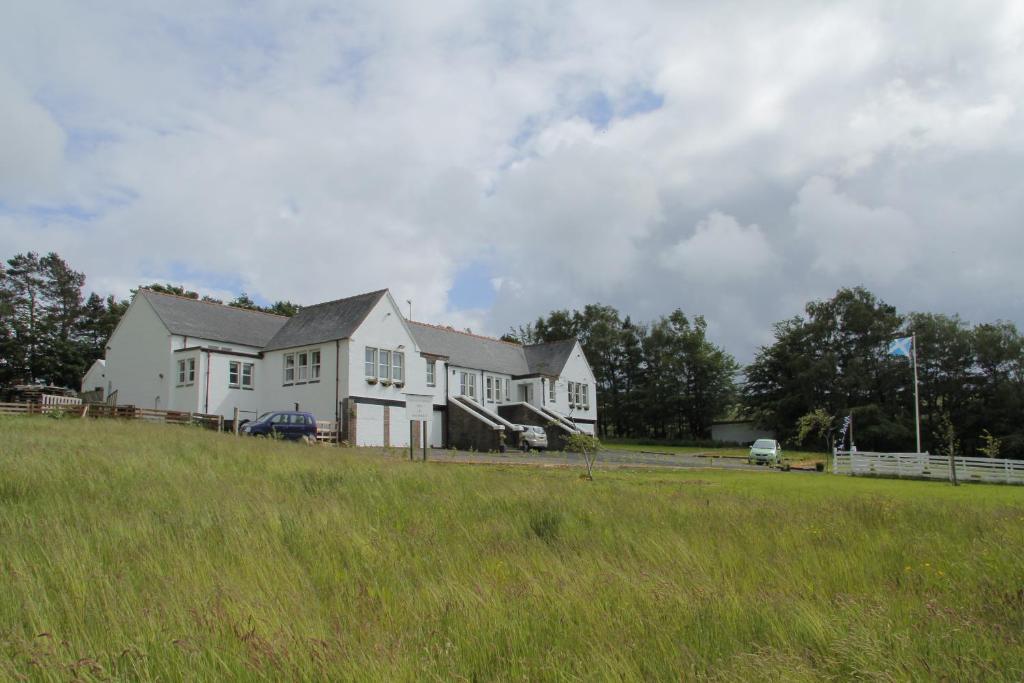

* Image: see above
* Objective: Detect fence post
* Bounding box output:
[233,407,240,435]
[217,415,223,433]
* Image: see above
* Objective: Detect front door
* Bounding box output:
[518,384,532,403]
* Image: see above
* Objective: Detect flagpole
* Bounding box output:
[912,333,921,453]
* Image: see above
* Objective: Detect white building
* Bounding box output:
[92,288,597,449]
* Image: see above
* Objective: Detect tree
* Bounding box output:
[744,287,904,448]
[796,408,834,452]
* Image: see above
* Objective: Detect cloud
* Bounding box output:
[791,176,921,282]
[0,70,66,202]
[0,0,1022,364]
[660,212,777,283]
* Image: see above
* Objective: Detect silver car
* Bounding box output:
[516,425,548,451]
[748,438,782,465]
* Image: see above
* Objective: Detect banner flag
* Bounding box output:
[888,336,913,358]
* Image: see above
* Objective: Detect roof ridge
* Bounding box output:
[294,289,388,311]
[524,338,577,348]
[409,319,523,347]
[139,288,289,318]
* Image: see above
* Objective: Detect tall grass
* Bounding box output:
[1,416,1022,680]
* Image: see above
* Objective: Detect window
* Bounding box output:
[392,351,404,383]
[284,353,295,384]
[310,351,321,381]
[504,378,510,402]
[426,360,435,386]
[485,376,494,401]
[297,352,308,382]
[568,381,576,407]
[549,379,556,403]
[242,363,254,389]
[365,347,377,378]
[582,384,589,409]
[229,361,240,387]
[379,350,391,381]
[176,358,196,385]
[460,371,476,399]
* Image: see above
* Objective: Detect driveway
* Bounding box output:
[421,447,776,472]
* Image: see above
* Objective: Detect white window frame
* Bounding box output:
[504,378,510,402]
[283,353,295,384]
[582,383,589,410]
[365,347,377,378]
[426,360,436,387]
[379,350,391,381]
[392,351,404,383]
[177,359,186,385]
[485,375,494,401]
[242,362,254,389]
[460,371,476,399]
[187,358,195,383]
[549,379,556,403]
[297,351,309,383]
[310,351,321,381]
[229,361,240,388]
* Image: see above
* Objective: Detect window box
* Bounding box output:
[394,381,405,388]
[380,379,392,386]
[366,377,378,385]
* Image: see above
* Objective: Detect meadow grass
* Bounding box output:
[1,416,1022,681]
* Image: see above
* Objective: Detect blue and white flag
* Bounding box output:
[888,336,913,358]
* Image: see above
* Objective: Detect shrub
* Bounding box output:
[565,432,601,453]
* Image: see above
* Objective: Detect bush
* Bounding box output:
[565,432,601,453]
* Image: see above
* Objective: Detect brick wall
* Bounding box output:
[448,401,503,451]
[497,404,571,450]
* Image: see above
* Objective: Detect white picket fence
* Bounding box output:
[42,394,83,406]
[834,450,1024,485]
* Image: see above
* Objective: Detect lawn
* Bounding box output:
[1,417,1023,681]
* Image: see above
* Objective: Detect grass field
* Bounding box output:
[2,417,1023,681]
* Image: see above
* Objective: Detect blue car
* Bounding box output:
[241,411,318,442]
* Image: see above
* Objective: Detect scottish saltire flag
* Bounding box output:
[888,336,913,358]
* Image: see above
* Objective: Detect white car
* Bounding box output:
[515,425,548,451]
[748,439,782,465]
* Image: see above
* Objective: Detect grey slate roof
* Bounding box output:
[409,322,577,377]
[523,339,577,376]
[139,289,287,348]
[409,322,529,375]
[263,289,386,351]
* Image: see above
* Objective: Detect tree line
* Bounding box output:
[3,251,1021,457]
[504,305,740,440]
[0,252,298,389]
[743,287,1024,459]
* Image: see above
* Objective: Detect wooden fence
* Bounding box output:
[834,450,1024,485]
[316,421,340,444]
[0,402,224,431]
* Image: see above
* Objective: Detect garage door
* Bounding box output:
[356,404,384,446]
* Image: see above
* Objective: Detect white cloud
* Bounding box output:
[660,212,777,283]
[0,0,1021,361]
[791,176,922,282]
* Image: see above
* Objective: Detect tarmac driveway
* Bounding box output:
[423,447,779,472]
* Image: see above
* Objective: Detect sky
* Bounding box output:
[2,0,1023,363]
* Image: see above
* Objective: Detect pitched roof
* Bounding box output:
[409,322,578,377]
[139,289,288,348]
[523,339,577,376]
[263,289,387,351]
[409,322,530,375]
